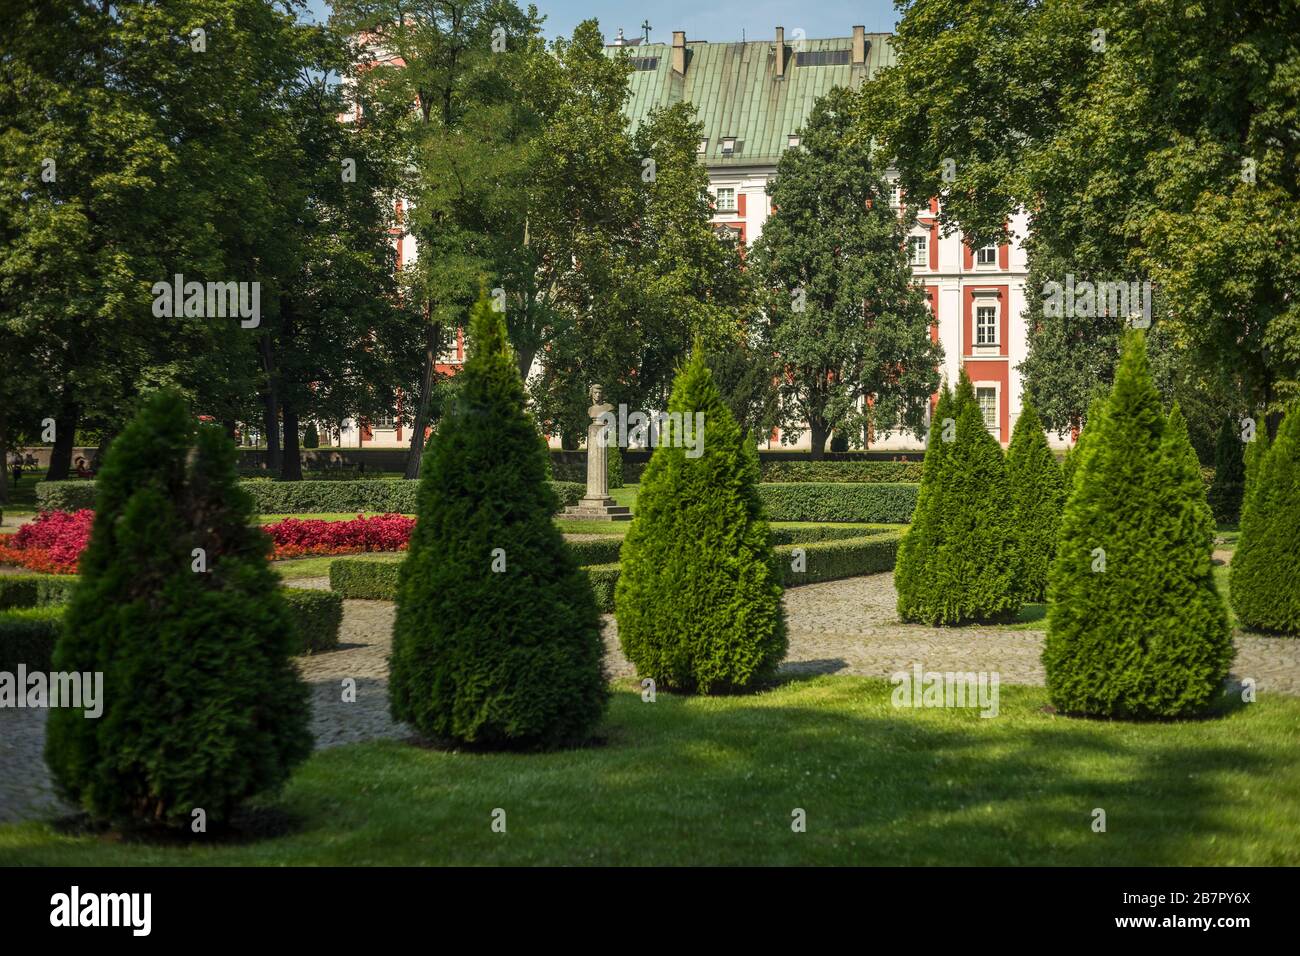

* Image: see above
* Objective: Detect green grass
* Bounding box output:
[0,473,40,516]
[255,512,415,524]
[1,676,1296,866]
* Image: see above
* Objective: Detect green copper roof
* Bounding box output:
[609,34,896,167]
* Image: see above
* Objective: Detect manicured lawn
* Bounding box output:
[0,474,40,517]
[1,676,1295,865]
[255,512,416,524]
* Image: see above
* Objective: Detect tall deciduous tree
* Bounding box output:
[858,0,1300,416]
[751,86,940,458]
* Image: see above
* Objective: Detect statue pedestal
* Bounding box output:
[559,496,632,521]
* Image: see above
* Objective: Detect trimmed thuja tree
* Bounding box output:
[389,295,607,747]
[1231,406,1300,633]
[45,391,311,827]
[896,372,1019,624]
[894,382,954,621]
[1207,413,1246,523]
[1044,331,1232,718]
[1006,400,1065,604]
[616,347,786,693]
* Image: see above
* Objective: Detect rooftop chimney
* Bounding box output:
[775,26,786,78]
[852,26,866,65]
[672,31,686,75]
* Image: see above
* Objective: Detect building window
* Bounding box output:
[977,387,997,431]
[909,234,927,267]
[976,304,998,345]
[890,183,902,208]
[373,410,396,429]
[715,187,737,212]
[697,138,708,154]
[787,133,800,148]
[976,245,997,266]
[720,137,736,156]
[628,57,659,71]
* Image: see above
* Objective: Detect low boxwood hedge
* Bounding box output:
[758,483,917,522]
[769,524,881,545]
[328,558,402,600]
[330,531,904,611]
[37,479,587,516]
[760,460,924,483]
[584,563,621,613]
[0,605,63,672]
[0,574,78,610]
[562,535,623,566]
[0,580,339,663]
[280,588,343,654]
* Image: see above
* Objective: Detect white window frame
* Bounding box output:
[975,304,998,346]
[890,183,902,208]
[975,384,999,437]
[697,138,708,154]
[720,136,736,156]
[909,233,928,267]
[787,133,800,148]
[714,187,737,212]
[976,244,998,267]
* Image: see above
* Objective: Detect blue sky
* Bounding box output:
[301,1,903,42]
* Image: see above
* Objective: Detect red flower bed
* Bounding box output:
[0,510,415,573]
[263,513,414,558]
[0,509,95,574]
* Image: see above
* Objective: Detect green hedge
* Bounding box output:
[769,524,881,545]
[0,606,63,672]
[0,574,78,610]
[331,532,903,610]
[327,557,402,600]
[33,481,98,511]
[758,483,917,522]
[777,533,903,585]
[280,588,343,654]
[760,460,924,483]
[584,563,622,612]
[37,479,587,515]
[562,535,623,566]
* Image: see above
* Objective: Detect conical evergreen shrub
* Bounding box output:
[1240,419,1271,518]
[1006,400,1065,603]
[895,383,954,621]
[1044,332,1232,718]
[897,373,1018,624]
[388,295,607,748]
[44,391,311,827]
[615,347,786,693]
[1060,396,1105,504]
[1231,407,1300,633]
[1207,414,1246,523]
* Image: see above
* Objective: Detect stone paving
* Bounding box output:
[3,572,1298,825]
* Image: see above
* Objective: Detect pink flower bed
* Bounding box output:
[0,510,415,573]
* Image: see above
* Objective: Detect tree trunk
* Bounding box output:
[45,392,80,480]
[809,417,829,460]
[516,343,536,386]
[404,317,442,479]
[259,335,281,475]
[280,402,302,481]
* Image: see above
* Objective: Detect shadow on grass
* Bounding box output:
[4,678,1294,865]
